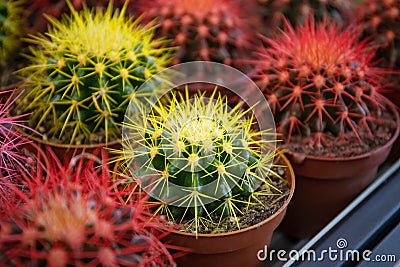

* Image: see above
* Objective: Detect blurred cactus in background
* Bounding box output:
[0,0,24,63]
[356,0,400,69]
[256,0,353,35]
[136,0,260,67]
[0,0,26,85]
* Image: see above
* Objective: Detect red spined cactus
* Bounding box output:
[250,18,395,154]
[356,0,400,69]
[0,149,177,267]
[136,0,260,66]
[0,89,33,211]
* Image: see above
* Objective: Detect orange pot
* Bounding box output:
[380,90,400,162]
[163,154,295,267]
[18,130,121,161]
[279,97,400,238]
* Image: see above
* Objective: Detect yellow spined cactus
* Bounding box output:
[17,1,173,145]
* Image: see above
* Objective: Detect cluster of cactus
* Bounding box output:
[16,2,172,145]
[122,89,284,233]
[0,149,176,267]
[250,18,389,151]
[0,0,24,64]
[24,0,134,33]
[0,89,33,211]
[256,0,352,35]
[137,0,259,66]
[356,0,400,69]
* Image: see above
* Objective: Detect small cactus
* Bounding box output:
[121,89,285,233]
[250,18,393,152]
[16,2,173,145]
[137,0,259,66]
[0,0,24,63]
[0,149,177,267]
[256,0,353,35]
[0,89,33,212]
[356,0,400,69]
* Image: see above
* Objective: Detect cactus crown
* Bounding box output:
[356,0,400,68]
[17,1,172,145]
[122,89,284,233]
[139,0,257,66]
[0,0,24,63]
[0,150,176,266]
[252,18,387,151]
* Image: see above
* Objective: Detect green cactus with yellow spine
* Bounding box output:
[16,2,173,145]
[121,89,286,233]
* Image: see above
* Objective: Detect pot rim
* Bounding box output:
[165,153,295,238]
[6,86,121,150]
[287,96,400,162]
[16,126,121,150]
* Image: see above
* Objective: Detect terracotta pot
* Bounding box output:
[380,90,400,162]
[163,154,295,267]
[279,98,400,239]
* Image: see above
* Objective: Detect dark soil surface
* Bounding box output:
[169,165,291,234]
[284,102,399,158]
